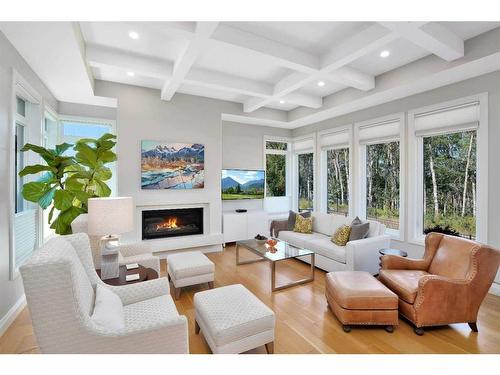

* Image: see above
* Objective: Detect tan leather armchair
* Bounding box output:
[379,233,500,335]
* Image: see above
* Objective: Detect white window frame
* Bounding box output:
[263,136,291,199]
[407,93,488,245]
[318,125,353,216]
[354,113,406,240]
[292,134,316,212]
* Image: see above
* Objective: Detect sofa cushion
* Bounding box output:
[312,212,333,236]
[124,294,179,331]
[378,269,429,304]
[92,284,125,331]
[331,225,352,246]
[287,210,311,230]
[349,216,370,241]
[194,284,275,346]
[307,237,346,263]
[293,214,313,233]
[278,231,327,249]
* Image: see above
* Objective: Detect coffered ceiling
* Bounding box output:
[1,21,500,128]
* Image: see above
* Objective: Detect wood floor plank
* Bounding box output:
[1,244,499,354]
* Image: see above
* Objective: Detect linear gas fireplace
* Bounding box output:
[142,207,203,240]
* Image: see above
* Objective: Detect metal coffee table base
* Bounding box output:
[236,244,315,292]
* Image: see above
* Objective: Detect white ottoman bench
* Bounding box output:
[194,284,276,354]
[167,251,215,300]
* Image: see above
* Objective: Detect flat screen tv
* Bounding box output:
[221,169,265,200]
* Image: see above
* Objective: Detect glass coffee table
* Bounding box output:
[236,239,315,292]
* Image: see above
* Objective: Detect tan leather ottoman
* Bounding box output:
[325,271,399,333]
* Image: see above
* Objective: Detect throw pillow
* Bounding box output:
[293,214,313,234]
[349,216,370,241]
[287,210,311,230]
[91,284,125,331]
[332,225,352,246]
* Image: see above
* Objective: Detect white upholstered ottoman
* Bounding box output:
[167,251,215,300]
[194,284,276,354]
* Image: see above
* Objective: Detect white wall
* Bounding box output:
[222,121,291,212]
[292,70,500,290]
[0,31,58,330]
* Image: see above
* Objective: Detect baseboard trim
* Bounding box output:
[0,295,26,337]
[489,282,500,296]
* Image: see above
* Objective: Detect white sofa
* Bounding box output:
[278,213,391,275]
[20,233,188,353]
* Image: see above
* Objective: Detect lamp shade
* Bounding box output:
[87,197,134,236]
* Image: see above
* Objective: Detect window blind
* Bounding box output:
[319,129,349,149]
[414,102,479,136]
[293,138,314,152]
[358,119,401,144]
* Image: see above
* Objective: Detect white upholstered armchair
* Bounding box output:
[71,214,160,273]
[20,233,188,353]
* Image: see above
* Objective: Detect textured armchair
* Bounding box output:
[20,233,188,353]
[379,233,500,335]
[71,214,159,273]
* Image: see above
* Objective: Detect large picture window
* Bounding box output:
[366,141,400,230]
[297,152,314,212]
[265,140,287,197]
[326,148,349,214]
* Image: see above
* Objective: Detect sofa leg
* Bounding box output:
[195,319,200,334]
[174,287,181,300]
[468,322,478,332]
[414,327,425,336]
[265,342,274,354]
[342,325,352,333]
[208,281,214,289]
[384,325,394,333]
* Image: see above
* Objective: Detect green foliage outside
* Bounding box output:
[298,152,314,212]
[222,193,265,200]
[327,148,349,215]
[266,154,286,197]
[19,133,117,235]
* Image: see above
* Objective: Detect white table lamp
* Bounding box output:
[88,197,134,280]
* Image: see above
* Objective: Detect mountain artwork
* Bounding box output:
[141,141,204,189]
[221,169,265,200]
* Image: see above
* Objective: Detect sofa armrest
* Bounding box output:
[270,219,289,237]
[107,277,170,305]
[381,255,428,270]
[345,235,391,275]
[117,242,153,258]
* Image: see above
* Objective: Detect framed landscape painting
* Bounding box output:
[141,141,205,189]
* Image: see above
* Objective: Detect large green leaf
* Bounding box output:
[21,144,56,165]
[39,186,57,209]
[94,166,112,181]
[50,206,84,235]
[19,164,56,177]
[74,143,97,167]
[98,150,117,163]
[38,172,56,183]
[53,189,74,211]
[22,182,49,202]
[55,142,73,155]
[94,179,112,197]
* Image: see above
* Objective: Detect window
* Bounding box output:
[326,148,349,215]
[297,152,314,212]
[15,122,26,213]
[423,131,477,239]
[265,140,288,197]
[366,141,400,230]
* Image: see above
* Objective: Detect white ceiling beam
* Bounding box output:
[379,22,464,61]
[325,66,375,91]
[160,22,219,101]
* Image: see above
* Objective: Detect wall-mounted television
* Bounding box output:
[221,169,265,200]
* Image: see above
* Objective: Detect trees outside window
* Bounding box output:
[366,141,400,229]
[326,148,349,214]
[423,130,477,239]
[298,152,314,212]
[265,140,288,197]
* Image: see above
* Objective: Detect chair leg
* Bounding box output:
[384,325,394,333]
[174,287,181,300]
[208,281,214,289]
[195,319,200,334]
[265,342,274,354]
[414,327,425,336]
[468,322,478,332]
[343,325,352,333]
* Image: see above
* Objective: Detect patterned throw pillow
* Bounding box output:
[293,214,313,234]
[331,225,352,246]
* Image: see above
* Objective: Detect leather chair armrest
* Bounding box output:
[380,255,428,270]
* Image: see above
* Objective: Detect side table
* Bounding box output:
[97,265,158,286]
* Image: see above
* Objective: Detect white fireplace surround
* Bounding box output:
[125,203,223,257]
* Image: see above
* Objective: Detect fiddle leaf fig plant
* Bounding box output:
[19,133,117,235]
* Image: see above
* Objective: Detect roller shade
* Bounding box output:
[358,119,400,144]
[414,102,479,136]
[320,130,349,149]
[293,138,314,152]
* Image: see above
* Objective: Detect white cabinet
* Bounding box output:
[222,210,268,243]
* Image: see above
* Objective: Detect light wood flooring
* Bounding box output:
[1,244,500,354]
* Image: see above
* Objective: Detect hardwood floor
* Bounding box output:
[1,244,500,354]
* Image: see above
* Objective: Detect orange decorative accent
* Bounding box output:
[266,239,278,247]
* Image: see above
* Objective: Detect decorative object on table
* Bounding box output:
[348,216,370,241]
[266,238,278,247]
[287,210,311,230]
[126,274,140,282]
[96,264,158,286]
[125,263,139,270]
[293,214,313,234]
[379,248,408,257]
[19,133,117,234]
[221,169,265,200]
[88,197,134,280]
[254,234,268,244]
[331,224,352,246]
[141,140,204,189]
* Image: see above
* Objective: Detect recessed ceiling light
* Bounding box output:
[128,31,139,40]
[317,81,326,87]
[279,99,285,104]
[380,50,390,58]
[127,71,135,77]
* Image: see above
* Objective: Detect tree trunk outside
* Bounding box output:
[462,133,474,216]
[428,143,439,221]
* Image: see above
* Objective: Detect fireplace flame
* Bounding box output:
[156,217,178,231]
